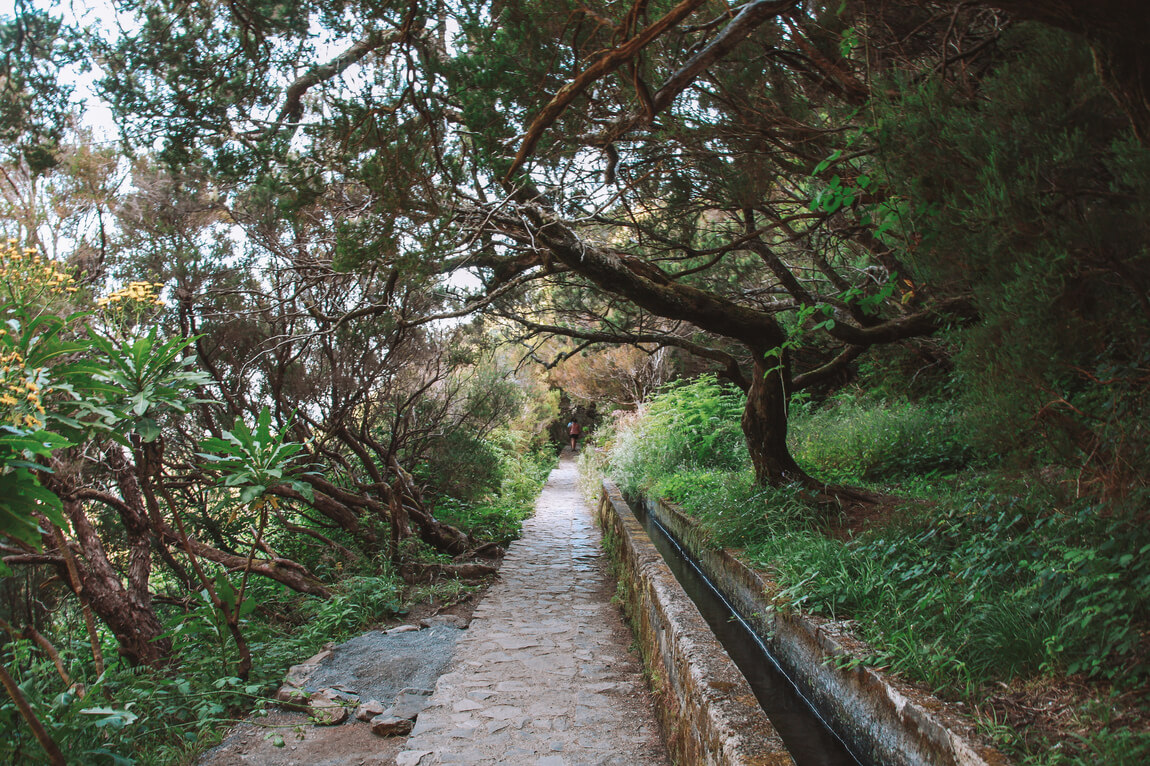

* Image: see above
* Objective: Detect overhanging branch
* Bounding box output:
[502,313,751,390]
[506,0,709,178]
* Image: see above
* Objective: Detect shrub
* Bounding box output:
[789,393,976,483]
[873,25,1150,478]
[608,375,747,496]
[420,429,503,503]
[653,469,819,548]
[430,428,554,545]
[0,569,407,765]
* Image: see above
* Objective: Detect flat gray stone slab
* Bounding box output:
[396,458,668,765]
[305,626,463,704]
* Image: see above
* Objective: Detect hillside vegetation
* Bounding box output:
[580,376,1149,765]
[2,0,1149,762]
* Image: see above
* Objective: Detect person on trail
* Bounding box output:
[568,419,582,451]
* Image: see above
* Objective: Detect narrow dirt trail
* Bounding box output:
[395,456,669,765]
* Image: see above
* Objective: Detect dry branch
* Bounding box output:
[506,0,708,178]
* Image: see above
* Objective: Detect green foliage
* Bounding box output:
[0,571,407,765]
[434,496,524,547]
[0,638,144,765]
[8,4,1148,762]
[291,575,406,639]
[615,380,1150,694]
[652,468,818,549]
[788,392,975,483]
[590,382,1149,763]
[1016,726,1150,766]
[0,425,70,556]
[607,375,748,496]
[690,481,1150,695]
[198,407,314,505]
[416,367,528,504]
[0,11,79,169]
[80,328,211,444]
[432,430,554,545]
[0,306,78,555]
[736,490,1150,766]
[872,24,1150,475]
[419,429,502,504]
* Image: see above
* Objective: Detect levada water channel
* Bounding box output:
[629,498,865,766]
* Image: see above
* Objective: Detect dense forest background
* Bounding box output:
[0,0,1147,763]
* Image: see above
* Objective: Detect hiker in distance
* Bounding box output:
[568,419,582,451]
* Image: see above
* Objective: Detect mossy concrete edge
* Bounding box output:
[596,479,794,766]
[638,492,1011,766]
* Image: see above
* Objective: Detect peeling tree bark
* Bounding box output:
[55,496,171,666]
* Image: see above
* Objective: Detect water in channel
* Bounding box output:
[631,501,864,766]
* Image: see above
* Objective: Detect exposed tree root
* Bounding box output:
[399,561,498,584]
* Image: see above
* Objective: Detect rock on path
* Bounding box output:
[396,457,669,766]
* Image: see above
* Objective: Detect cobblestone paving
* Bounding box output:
[395,457,669,766]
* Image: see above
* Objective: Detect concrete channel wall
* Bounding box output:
[595,480,796,766]
[596,478,1010,766]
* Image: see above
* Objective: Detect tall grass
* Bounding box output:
[746,494,1150,692]
[583,379,1150,765]
[607,375,747,497]
[789,391,975,482]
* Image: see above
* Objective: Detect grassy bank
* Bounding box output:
[578,377,1149,765]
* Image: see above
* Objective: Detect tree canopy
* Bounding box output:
[77,0,1146,487]
[1,0,1148,760]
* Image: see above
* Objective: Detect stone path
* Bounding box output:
[395,457,669,766]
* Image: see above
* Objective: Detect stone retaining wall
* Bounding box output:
[595,480,795,766]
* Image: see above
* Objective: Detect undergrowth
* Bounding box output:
[585,377,1150,765]
[0,432,553,764]
[0,571,407,765]
[788,391,976,483]
[432,436,554,545]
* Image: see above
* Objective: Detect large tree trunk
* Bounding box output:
[742,354,812,487]
[58,497,171,666]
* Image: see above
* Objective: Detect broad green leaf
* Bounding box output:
[136,418,162,442]
[237,597,259,618]
[239,484,267,504]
